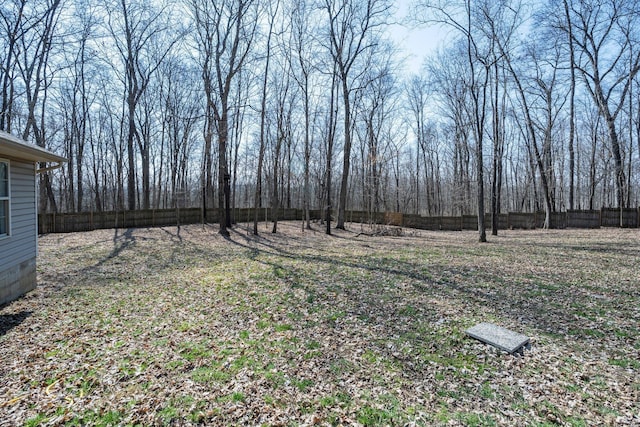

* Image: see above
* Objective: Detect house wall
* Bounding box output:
[0,159,37,305]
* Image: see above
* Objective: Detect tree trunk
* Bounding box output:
[303,92,311,229]
[218,111,229,236]
[563,0,576,210]
[253,1,276,235]
[271,135,282,234]
[126,103,137,210]
[491,62,501,236]
[337,78,351,230]
[325,72,339,235]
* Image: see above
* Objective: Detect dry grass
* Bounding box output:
[0,222,638,426]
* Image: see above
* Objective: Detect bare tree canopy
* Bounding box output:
[1,0,639,231]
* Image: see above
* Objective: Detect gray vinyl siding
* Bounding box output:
[0,159,36,271]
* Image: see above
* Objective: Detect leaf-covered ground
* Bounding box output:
[1,223,638,426]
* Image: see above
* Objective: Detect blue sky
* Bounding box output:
[390,0,450,75]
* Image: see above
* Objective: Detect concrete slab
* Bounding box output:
[466,322,530,354]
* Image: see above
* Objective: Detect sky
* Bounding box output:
[389,0,451,75]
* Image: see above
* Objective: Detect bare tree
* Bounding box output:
[190,0,258,236]
[289,1,316,230]
[406,75,430,215]
[325,66,340,235]
[565,0,640,219]
[59,5,103,212]
[497,31,557,228]
[489,57,507,235]
[563,0,578,211]
[270,61,293,234]
[475,1,516,235]
[420,0,501,241]
[427,48,473,216]
[107,0,178,210]
[0,0,28,133]
[12,0,62,212]
[156,58,201,209]
[230,68,250,223]
[322,0,391,230]
[253,0,279,235]
[356,56,397,220]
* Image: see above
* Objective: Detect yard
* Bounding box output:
[0,223,638,426]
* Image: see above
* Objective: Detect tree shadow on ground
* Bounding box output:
[160,226,183,244]
[0,310,32,336]
[225,228,634,350]
[111,228,137,257]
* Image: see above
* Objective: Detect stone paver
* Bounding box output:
[466,322,530,354]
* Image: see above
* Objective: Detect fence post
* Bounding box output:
[599,208,602,227]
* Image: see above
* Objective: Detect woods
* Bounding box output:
[1,0,640,234]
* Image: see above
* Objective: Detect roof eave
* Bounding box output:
[0,131,67,164]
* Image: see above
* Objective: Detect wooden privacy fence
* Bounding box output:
[38,207,640,234]
[38,207,303,234]
[39,208,204,234]
[403,209,639,230]
[600,208,639,227]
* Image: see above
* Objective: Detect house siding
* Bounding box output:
[0,159,37,305]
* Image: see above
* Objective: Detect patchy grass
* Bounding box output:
[1,223,639,425]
